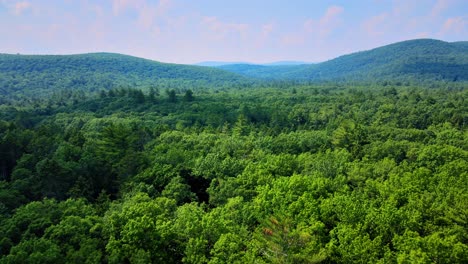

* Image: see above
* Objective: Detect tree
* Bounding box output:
[184,89,194,102]
[251,215,327,264]
[132,89,145,104]
[233,114,249,137]
[99,90,107,98]
[148,87,157,102]
[167,89,177,103]
[105,193,178,263]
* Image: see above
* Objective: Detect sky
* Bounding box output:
[0,0,467,64]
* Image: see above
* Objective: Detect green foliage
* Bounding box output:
[104,193,177,263]
[0,79,467,263]
[0,199,105,263]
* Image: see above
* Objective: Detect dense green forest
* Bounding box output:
[1,38,468,263]
[216,39,468,82]
[1,80,467,263]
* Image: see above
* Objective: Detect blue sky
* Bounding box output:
[0,0,466,63]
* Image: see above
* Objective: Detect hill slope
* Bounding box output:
[217,39,468,82]
[0,53,250,101]
[303,38,468,81]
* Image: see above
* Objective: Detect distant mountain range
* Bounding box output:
[213,39,468,82]
[0,39,466,101]
[195,61,311,67]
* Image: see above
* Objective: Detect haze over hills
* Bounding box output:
[215,39,468,82]
[217,64,308,80]
[195,61,311,67]
[195,61,252,67]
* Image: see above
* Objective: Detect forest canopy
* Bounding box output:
[0,81,467,263]
[0,38,467,263]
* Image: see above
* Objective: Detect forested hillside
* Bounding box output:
[0,53,251,103]
[1,80,467,263]
[216,39,468,82]
[2,38,467,107]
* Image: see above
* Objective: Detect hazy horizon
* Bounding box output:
[0,0,466,64]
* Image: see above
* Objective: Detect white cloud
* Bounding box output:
[110,0,174,36]
[112,0,141,16]
[261,23,274,37]
[321,6,344,27]
[14,1,30,15]
[304,5,344,37]
[201,16,249,40]
[281,33,305,46]
[0,0,32,15]
[440,16,467,35]
[362,13,388,37]
[431,0,455,17]
[281,5,344,48]
[252,22,275,49]
[141,0,172,27]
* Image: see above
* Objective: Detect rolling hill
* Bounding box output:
[0,53,251,101]
[216,39,468,82]
[1,39,466,103]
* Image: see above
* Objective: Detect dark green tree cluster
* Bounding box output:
[0,83,467,263]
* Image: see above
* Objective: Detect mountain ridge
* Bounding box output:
[214,39,468,82]
[195,61,311,67]
[1,38,467,103]
[0,52,252,101]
